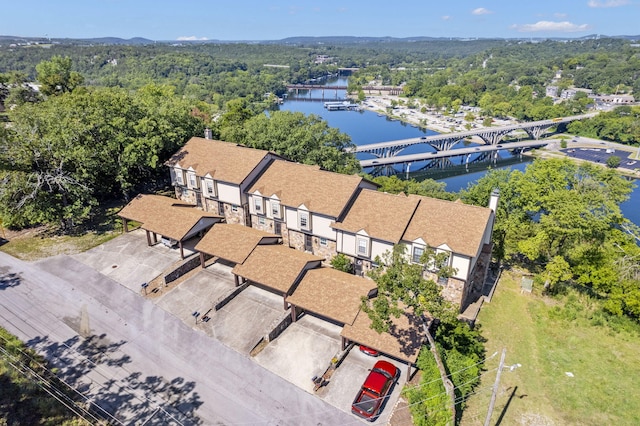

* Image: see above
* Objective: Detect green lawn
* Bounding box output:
[461,269,640,426]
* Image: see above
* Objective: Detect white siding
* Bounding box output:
[451,254,470,280]
[341,233,357,256]
[218,182,241,205]
[311,214,336,240]
[371,240,393,261]
[285,207,298,230]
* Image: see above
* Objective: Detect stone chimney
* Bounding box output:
[488,189,500,212]
[204,128,213,140]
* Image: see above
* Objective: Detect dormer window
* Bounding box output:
[271,200,281,219]
[174,169,184,185]
[254,196,263,214]
[357,237,369,257]
[187,171,197,189]
[298,210,310,230]
[203,178,215,197]
[412,246,425,264]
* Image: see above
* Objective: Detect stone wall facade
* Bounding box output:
[164,254,202,285]
[312,237,337,263]
[424,270,466,307]
[175,186,196,205]
[203,198,221,215]
[288,229,306,252]
[224,204,245,225]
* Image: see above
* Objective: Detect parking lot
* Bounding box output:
[73,230,407,424]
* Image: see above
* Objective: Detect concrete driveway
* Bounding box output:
[71,231,406,421]
[254,313,405,424]
[73,229,189,292]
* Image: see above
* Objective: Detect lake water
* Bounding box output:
[278,78,639,227]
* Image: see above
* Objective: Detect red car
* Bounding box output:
[359,345,379,357]
[351,360,399,421]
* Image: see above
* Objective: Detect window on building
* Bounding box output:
[188,172,197,188]
[231,205,238,213]
[204,179,215,197]
[357,238,368,256]
[254,196,263,213]
[299,211,310,230]
[412,246,425,264]
[174,169,184,185]
[271,201,281,218]
[258,216,265,225]
[319,237,327,247]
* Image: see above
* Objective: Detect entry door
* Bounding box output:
[304,234,313,252]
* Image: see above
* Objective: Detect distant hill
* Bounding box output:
[1,34,639,47]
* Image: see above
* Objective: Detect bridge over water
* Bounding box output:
[286,84,403,96]
[352,113,597,176]
[352,113,596,159]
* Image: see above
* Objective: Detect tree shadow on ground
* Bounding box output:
[27,333,203,425]
[0,269,21,290]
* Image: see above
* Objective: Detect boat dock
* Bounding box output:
[324,101,360,111]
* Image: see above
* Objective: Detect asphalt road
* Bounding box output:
[0,252,354,425]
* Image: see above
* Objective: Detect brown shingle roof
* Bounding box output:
[165,137,273,184]
[232,245,323,294]
[341,307,424,364]
[118,194,221,240]
[331,189,420,243]
[286,268,376,325]
[403,196,492,257]
[194,224,278,264]
[248,160,366,217]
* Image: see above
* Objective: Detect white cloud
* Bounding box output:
[177,36,209,41]
[511,21,591,33]
[472,7,493,15]
[554,13,568,18]
[588,0,630,7]
[442,15,451,21]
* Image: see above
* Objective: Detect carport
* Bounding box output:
[231,245,323,309]
[118,194,223,259]
[194,223,280,271]
[341,308,424,380]
[286,267,377,326]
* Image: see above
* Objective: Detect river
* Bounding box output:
[278,77,639,227]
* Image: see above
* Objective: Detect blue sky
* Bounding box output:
[2,0,638,41]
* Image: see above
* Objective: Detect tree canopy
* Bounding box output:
[0,84,205,229]
[460,158,640,318]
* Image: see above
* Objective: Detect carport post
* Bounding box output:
[145,230,152,246]
[179,241,185,259]
[290,306,297,322]
[122,218,129,233]
[199,252,206,268]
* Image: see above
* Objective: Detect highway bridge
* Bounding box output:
[360,139,548,170]
[351,113,597,159]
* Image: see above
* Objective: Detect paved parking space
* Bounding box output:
[155,263,236,322]
[210,285,287,353]
[72,231,408,421]
[72,229,189,292]
[254,315,343,392]
[254,313,406,424]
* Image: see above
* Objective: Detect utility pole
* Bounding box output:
[484,348,507,426]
